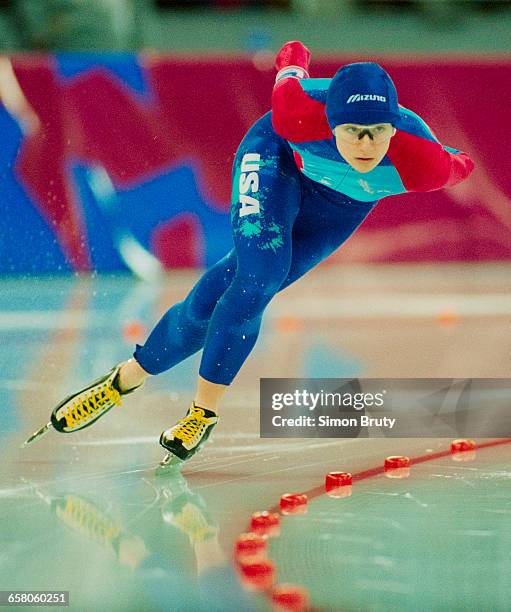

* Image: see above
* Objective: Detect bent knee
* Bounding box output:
[221,272,285,317]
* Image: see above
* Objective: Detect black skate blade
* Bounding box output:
[21,422,52,448]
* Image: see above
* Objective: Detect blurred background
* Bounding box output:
[0,0,510,276]
[1,0,511,52]
[1,4,511,611]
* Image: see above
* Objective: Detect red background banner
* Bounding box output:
[4,55,510,271]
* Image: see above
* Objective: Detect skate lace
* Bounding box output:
[56,495,122,547]
[62,384,121,430]
[171,502,217,544]
[174,408,212,446]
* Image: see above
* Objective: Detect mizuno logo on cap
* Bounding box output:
[347,94,386,103]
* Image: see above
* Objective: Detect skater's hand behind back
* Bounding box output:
[275,41,311,74]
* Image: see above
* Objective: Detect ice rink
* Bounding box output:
[2,263,511,611]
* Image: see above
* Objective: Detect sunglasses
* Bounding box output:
[336,123,395,144]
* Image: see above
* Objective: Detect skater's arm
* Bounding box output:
[271,41,332,142]
[388,108,474,192]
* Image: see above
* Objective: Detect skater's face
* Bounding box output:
[334,123,396,173]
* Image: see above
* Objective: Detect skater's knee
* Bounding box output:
[249,275,283,301]
[221,270,285,317]
[184,255,237,322]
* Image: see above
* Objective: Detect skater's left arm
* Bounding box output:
[271,41,332,142]
[387,109,474,192]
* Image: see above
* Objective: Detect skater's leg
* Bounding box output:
[195,175,377,389]
[37,252,237,440]
[137,113,301,389]
[117,358,150,392]
[131,250,237,377]
[194,375,228,413]
[160,114,302,459]
[281,179,378,290]
[193,184,376,396]
[197,115,302,387]
[186,186,378,419]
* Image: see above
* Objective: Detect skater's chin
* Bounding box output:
[349,158,378,173]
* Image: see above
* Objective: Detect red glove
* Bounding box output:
[275,41,311,73]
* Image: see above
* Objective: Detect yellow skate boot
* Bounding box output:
[159,402,218,464]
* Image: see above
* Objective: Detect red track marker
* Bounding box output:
[280,493,308,514]
[238,559,275,591]
[235,533,267,561]
[384,455,410,470]
[271,583,309,611]
[451,439,476,453]
[250,511,280,537]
